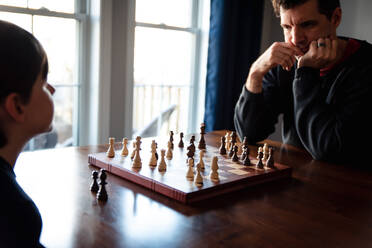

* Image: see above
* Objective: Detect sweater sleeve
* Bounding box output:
[234,68,284,143]
[293,66,372,161]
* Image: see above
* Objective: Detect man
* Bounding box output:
[234,0,372,163]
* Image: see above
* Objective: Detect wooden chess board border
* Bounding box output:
[88,152,292,204]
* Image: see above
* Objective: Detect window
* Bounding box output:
[132,0,207,138]
[0,1,86,150]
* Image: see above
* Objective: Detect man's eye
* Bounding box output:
[301,22,316,28]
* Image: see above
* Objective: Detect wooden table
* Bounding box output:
[14,130,372,248]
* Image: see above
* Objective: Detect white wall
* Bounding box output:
[338,0,372,42]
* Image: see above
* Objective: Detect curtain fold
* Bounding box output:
[204,0,264,132]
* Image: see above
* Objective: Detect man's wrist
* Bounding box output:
[245,71,263,93]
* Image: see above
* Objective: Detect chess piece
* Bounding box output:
[194,163,203,185]
[158,149,167,172]
[90,170,99,193]
[230,131,237,145]
[166,140,173,159]
[132,136,142,168]
[106,137,115,158]
[169,131,174,150]
[225,132,231,151]
[97,169,108,201]
[186,142,195,162]
[219,136,227,155]
[178,132,184,148]
[190,135,196,144]
[149,140,157,166]
[121,138,129,156]
[209,156,219,182]
[263,143,269,161]
[228,140,235,158]
[155,142,159,161]
[196,150,205,171]
[130,142,136,159]
[243,147,251,166]
[198,123,206,150]
[240,137,248,161]
[186,158,194,180]
[231,145,239,162]
[266,147,275,168]
[256,150,264,169]
[257,147,263,159]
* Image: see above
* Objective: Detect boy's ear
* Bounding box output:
[4,93,26,122]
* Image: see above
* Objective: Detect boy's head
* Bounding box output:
[0,20,51,147]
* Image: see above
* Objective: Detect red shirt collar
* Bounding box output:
[320,39,361,76]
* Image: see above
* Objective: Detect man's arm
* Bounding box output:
[293,38,372,161]
[234,42,302,142]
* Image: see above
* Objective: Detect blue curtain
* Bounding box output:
[204,0,264,132]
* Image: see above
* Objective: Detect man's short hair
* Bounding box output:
[272,0,341,20]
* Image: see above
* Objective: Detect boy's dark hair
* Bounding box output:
[271,0,341,20]
[0,20,48,147]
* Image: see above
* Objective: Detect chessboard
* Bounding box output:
[88,135,292,204]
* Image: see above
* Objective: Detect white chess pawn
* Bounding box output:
[149,140,157,166]
[106,137,115,158]
[186,158,194,180]
[209,156,219,182]
[166,140,173,160]
[158,149,167,172]
[196,150,205,171]
[194,163,203,185]
[132,137,142,168]
[121,138,129,156]
[225,132,231,151]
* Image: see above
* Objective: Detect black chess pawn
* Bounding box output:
[256,150,264,169]
[241,147,247,161]
[178,132,184,148]
[186,143,195,162]
[219,136,227,155]
[169,131,174,150]
[266,147,275,168]
[90,170,99,193]
[228,140,235,158]
[198,123,206,150]
[243,147,251,166]
[231,145,239,162]
[97,169,108,201]
[230,131,237,144]
[189,137,196,153]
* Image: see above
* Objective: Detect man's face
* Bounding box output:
[280,0,338,54]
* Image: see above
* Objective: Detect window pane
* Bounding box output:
[0,0,27,8]
[133,27,193,137]
[0,11,32,32]
[53,86,75,146]
[28,0,75,13]
[134,27,193,86]
[136,0,192,28]
[33,16,77,85]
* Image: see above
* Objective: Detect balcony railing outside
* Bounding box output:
[133,84,190,138]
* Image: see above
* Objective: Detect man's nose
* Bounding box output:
[291,27,305,46]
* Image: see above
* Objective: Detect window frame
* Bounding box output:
[0,1,88,147]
